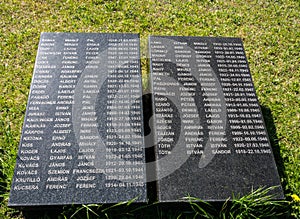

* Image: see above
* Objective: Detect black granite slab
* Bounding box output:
[148,35,284,202]
[9,33,147,206]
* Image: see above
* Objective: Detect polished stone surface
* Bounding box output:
[9,33,147,206]
[149,35,284,202]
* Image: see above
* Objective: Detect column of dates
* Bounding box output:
[215,42,271,155]
[105,38,144,189]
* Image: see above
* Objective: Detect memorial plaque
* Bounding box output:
[9,33,147,206]
[148,36,284,202]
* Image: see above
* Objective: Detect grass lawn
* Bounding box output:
[1,0,299,218]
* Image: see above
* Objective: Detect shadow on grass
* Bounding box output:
[0,150,8,204]
[260,105,294,217]
[0,121,9,204]
[260,105,287,190]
